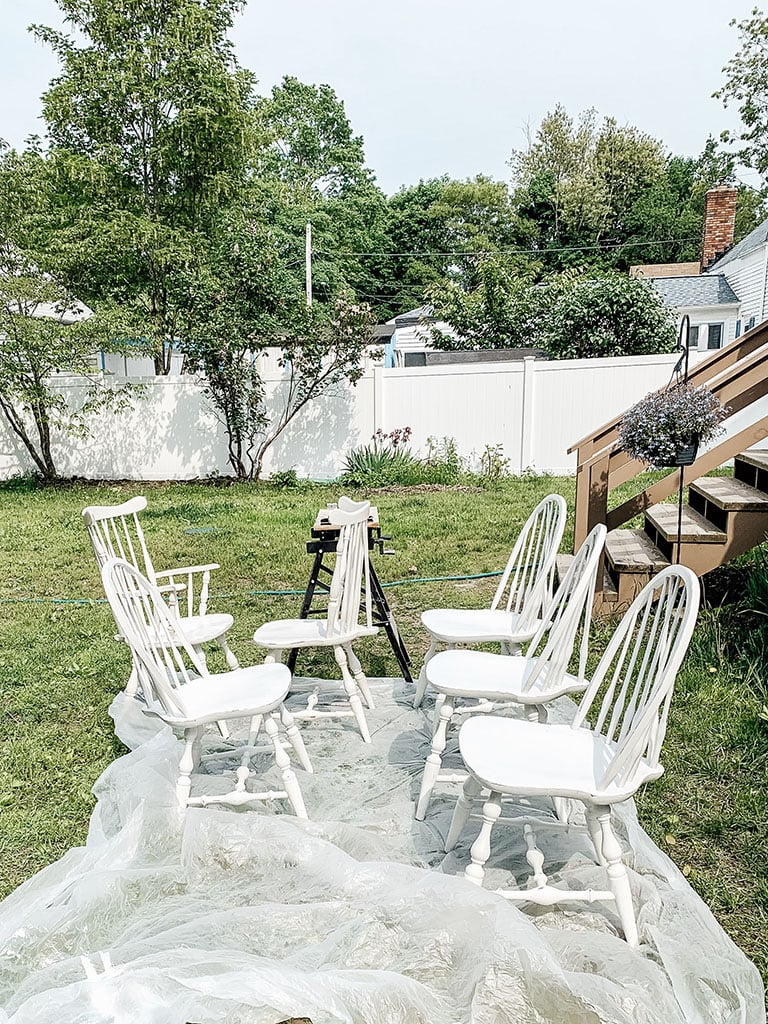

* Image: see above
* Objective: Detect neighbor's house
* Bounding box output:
[633,185,768,351]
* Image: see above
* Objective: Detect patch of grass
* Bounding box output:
[1,477,768,986]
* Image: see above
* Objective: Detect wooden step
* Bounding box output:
[689,476,768,511]
[606,529,669,573]
[645,503,726,544]
[734,449,768,472]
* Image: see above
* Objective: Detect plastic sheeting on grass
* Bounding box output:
[0,679,763,1023]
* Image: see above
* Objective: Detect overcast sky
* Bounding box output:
[0,0,761,195]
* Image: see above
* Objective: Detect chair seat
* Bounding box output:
[426,648,585,703]
[420,607,539,644]
[151,663,292,726]
[458,716,662,804]
[253,618,378,649]
[177,612,234,646]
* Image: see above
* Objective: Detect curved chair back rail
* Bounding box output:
[520,522,607,695]
[490,493,567,630]
[573,564,700,792]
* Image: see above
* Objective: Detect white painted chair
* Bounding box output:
[414,523,606,820]
[446,565,700,947]
[253,496,378,743]
[413,493,567,709]
[83,496,239,695]
[101,558,311,816]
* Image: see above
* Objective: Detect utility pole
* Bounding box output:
[305,221,313,307]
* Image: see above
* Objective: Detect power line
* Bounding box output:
[313,237,700,258]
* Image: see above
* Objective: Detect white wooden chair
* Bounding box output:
[101,557,311,816]
[413,493,567,709]
[253,497,378,743]
[83,496,239,695]
[415,523,606,820]
[446,565,700,947]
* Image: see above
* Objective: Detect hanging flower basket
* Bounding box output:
[618,384,728,470]
[666,438,699,468]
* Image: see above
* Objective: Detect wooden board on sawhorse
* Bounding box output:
[286,505,413,682]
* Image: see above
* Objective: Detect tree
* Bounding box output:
[252,76,389,317]
[510,107,667,267]
[716,8,768,182]
[537,273,676,359]
[33,0,257,372]
[428,263,676,359]
[425,258,539,350]
[0,245,131,480]
[177,215,374,479]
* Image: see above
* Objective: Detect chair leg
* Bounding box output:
[279,705,313,773]
[126,662,140,696]
[431,692,446,736]
[344,644,374,709]
[264,715,307,819]
[445,774,482,851]
[465,791,502,886]
[176,728,200,808]
[585,806,607,865]
[193,644,208,670]
[248,715,262,746]
[415,695,454,820]
[264,649,283,665]
[413,637,437,708]
[334,646,371,743]
[596,806,638,947]
[216,633,240,670]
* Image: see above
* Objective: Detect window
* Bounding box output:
[707,323,723,349]
[735,319,742,339]
[688,325,700,347]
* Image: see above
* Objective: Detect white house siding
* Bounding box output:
[719,246,767,328]
[676,304,740,349]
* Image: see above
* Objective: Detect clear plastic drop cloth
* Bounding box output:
[0,678,763,1024]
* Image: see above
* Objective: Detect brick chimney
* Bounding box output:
[701,185,738,271]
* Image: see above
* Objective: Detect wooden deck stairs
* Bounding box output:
[568,322,768,611]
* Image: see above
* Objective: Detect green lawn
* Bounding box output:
[1,476,767,983]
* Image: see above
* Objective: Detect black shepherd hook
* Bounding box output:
[673,314,692,564]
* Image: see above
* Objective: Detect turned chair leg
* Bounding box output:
[334,645,371,743]
[344,643,375,709]
[264,648,283,665]
[279,705,313,773]
[415,694,454,820]
[596,806,638,947]
[445,774,482,851]
[465,791,502,886]
[217,633,240,670]
[176,727,201,808]
[264,715,307,819]
[413,637,437,708]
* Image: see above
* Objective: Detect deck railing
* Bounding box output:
[570,321,768,553]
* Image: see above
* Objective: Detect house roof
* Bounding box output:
[649,274,739,308]
[391,305,433,326]
[707,216,768,271]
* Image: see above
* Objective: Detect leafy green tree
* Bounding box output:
[537,273,676,359]
[425,258,539,350]
[33,0,257,373]
[0,245,131,480]
[428,262,675,359]
[177,215,374,479]
[716,8,768,182]
[371,175,523,319]
[510,107,667,266]
[253,76,388,313]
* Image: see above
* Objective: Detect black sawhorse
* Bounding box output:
[286,507,413,682]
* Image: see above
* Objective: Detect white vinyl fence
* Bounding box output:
[2,350,758,481]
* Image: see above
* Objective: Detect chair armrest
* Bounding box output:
[154,563,220,578]
[154,564,219,616]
